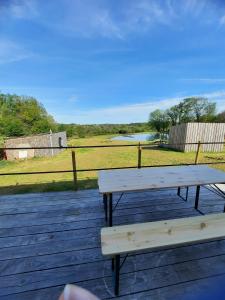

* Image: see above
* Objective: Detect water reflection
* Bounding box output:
[111,133,168,142]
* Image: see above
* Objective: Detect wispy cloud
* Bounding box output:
[5,0,224,40]
[220,14,225,25]
[181,78,225,84]
[0,0,38,20]
[68,95,79,103]
[0,39,34,64]
[55,90,225,124]
[41,0,123,39]
[60,0,225,39]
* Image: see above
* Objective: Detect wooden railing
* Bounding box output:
[1,141,225,190]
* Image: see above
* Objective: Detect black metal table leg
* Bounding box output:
[103,193,108,222]
[195,185,200,209]
[114,255,120,296]
[108,193,113,227]
[177,187,181,196]
[186,186,189,201]
[111,257,114,271]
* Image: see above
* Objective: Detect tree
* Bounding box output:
[1,118,25,136]
[166,97,216,124]
[181,97,216,122]
[216,111,225,122]
[148,109,170,134]
[0,93,57,137]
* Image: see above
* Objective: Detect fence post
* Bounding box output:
[71,150,78,190]
[195,141,201,165]
[138,142,142,168]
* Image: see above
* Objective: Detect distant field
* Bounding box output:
[0,134,225,194]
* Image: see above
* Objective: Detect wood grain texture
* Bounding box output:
[1,186,225,299]
[169,122,225,152]
[98,165,225,193]
[101,213,225,255]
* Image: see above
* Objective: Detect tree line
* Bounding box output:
[1,93,225,141]
[0,93,149,139]
[58,123,149,138]
[149,97,225,134]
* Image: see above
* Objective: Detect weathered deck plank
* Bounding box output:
[0,186,225,299]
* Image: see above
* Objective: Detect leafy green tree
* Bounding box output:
[166,97,216,125]
[216,111,225,122]
[2,118,25,136]
[182,97,216,122]
[148,109,170,134]
[0,93,56,137]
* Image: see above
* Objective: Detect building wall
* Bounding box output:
[168,123,188,151]
[168,123,225,152]
[5,131,67,160]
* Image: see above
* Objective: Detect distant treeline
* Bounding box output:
[58,123,149,138]
[2,93,225,142]
[0,93,149,140]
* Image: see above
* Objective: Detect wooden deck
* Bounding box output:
[1,186,225,299]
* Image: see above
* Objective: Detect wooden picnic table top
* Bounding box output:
[98,165,225,194]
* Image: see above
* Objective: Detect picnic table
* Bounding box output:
[98,165,225,226]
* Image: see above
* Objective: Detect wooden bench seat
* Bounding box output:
[101,213,225,296]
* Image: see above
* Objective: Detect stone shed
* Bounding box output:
[168,123,225,152]
[4,131,67,160]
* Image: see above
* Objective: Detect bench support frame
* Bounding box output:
[103,183,225,227]
[112,254,120,296]
[103,192,124,227]
[103,193,113,226]
[177,186,189,201]
[103,194,108,222]
[195,185,201,209]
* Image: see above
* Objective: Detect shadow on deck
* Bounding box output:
[1,187,225,299]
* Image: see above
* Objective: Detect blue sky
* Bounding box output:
[1,0,225,124]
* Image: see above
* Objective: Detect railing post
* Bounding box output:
[138,142,142,168]
[71,150,78,190]
[195,141,201,165]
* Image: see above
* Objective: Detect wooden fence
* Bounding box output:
[169,123,225,152]
[0,141,225,190]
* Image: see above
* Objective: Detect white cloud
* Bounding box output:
[183,0,207,16]
[124,0,179,31]
[54,90,225,124]
[2,0,38,19]
[0,39,33,64]
[220,14,225,25]
[68,95,79,103]
[181,78,225,84]
[43,0,123,39]
[54,98,180,124]
[3,0,225,39]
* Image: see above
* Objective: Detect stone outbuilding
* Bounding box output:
[4,131,67,160]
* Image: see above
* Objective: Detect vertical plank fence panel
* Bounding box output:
[169,123,225,152]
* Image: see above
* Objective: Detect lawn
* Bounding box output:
[0,134,225,194]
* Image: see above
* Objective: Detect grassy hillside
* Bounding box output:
[0,134,224,194]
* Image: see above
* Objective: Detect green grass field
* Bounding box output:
[0,134,225,194]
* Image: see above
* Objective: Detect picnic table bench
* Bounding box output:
[101,213,225,296]
[98,165,225,226]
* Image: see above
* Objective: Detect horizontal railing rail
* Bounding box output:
[1,141,225,150]
[1,140,225,190]
[1,162,225,176]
